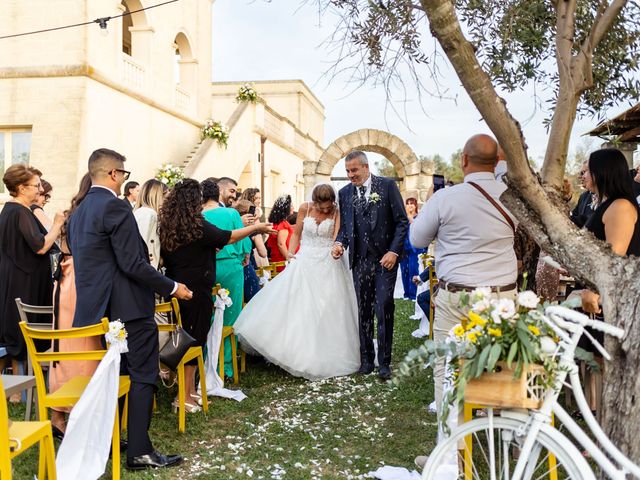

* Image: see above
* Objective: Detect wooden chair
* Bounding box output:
[154,298,208,433]
[212,285,245,384]
[19,318,129,480]
[14,298,55,421]
[0,375,56,480]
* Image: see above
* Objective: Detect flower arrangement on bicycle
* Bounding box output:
[235,83,258,104]
[201,119,229,148]
[396,288,568,426]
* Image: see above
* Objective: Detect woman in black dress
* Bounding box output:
[159,179,274,411]
[0,165,64,396]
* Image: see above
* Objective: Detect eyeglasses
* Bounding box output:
[24,183,42,189]
[111,169,131,180]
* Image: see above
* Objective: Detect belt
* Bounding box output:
[438,281,517,293]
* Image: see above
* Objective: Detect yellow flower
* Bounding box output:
[528,325,540,336]
[468,311,487,327]
[466,332,478,343]
[453,325,465,337]
[465,319,476,331]
[488,327,502,337]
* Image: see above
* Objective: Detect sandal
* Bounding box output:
[171,399,201,414]
[190,393,203,406]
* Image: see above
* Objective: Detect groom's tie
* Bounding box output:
[357,186,366,207]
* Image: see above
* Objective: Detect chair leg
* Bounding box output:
[218,341,225,381]
[44,429,57,480]
[240,349,246,374]
[177,363,186,433]
[38,439,47,480]
[197,353,208,413]
[112,407,121,480]
[25,386,33,421]
[231,334,239,385]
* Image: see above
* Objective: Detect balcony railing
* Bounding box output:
[121,54,145,91]
[175,85,191,111]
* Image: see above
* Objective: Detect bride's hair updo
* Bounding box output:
[312,184,336,204]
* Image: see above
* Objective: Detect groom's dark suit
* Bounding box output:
[336,175,408,370]
[68,186,176,460]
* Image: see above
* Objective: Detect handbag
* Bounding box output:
[158,325,197,370]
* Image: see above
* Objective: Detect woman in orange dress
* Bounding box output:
[48,174,102,438]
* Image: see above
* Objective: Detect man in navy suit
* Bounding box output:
[333,151,408,380]
[68,148,192,470]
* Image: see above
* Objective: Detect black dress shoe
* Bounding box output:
[378,366,392,381]
[126,450,183,470]
[357,363,375,375]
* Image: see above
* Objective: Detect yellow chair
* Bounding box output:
[212,285,245,384]
[19,318,129,480]
[462,403,557,480]
[0,375,56,480]
[155,298,208,433]
[427,259,437,340]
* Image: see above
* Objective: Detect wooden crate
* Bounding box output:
[464,361,547,409]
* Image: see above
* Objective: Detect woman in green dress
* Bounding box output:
[201,179,252,378]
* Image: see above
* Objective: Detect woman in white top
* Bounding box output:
[134,179,167,269]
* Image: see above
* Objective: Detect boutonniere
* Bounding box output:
[369,192,381,204]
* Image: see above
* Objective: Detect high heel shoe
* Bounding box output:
[190,393,203,406]
[171,399,201,414]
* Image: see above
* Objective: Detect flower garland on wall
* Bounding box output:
[201,119,229,149]
[235,83,258,104]
[155,163,185,188]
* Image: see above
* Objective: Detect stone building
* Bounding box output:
[0,0,324,212]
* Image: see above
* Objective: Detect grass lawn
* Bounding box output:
[10,299,437,479]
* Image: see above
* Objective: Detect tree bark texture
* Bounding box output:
[421,0,640,465]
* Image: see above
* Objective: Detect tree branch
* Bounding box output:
[583,0,627,55]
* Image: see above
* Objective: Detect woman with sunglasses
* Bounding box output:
[30,178,53,230]
[0,165,64,399]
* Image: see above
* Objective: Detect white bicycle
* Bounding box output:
[422,305,640,480]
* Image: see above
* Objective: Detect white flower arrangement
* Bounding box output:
[235,83,258,104]
[106,320,128,352]
[155,163,185,188]
[201,119,229,148]
[216,288,233,307]
[369,192,381,204]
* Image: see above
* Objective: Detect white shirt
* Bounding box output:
[494,160,508,183]
[134,207,161,269]
[410,171,518,286]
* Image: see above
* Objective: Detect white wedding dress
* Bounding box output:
[234,215,360,380]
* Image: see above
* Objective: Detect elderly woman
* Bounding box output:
[0,165,63,396]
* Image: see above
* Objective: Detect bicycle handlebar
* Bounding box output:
[545,306,625,339]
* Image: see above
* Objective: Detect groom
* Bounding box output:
[332,151,408,380]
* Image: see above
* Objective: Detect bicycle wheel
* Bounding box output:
[422,416,594,480]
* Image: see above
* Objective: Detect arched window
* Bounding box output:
[122,3,132,55]
[173,33,194,87]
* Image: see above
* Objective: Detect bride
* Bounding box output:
[234,184,360,380]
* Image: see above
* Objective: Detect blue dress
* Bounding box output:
[400,220,425,300]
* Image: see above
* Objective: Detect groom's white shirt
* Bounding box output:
[361,174,372,198]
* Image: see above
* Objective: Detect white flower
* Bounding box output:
[471,298,491,313]
[160,177,168,184]
[470,287,492,303]
[369,192,381,203]
[517,291,540,309]
[539,336,557,355]
[491,298,517,320]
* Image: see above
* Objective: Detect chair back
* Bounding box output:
[14,298,54,330]
[154,298,182,332]
[211,283,222,297]
[19,319,109,414]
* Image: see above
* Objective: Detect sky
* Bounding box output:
[211,1,633,173]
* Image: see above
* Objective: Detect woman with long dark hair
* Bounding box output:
[267,194,294,272]
[159,179,273,410]
[49,173,101,437]
[581,148,640,313]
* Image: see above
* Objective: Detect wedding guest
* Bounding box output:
[0,165,63,398]
[123,181,140,209]
[217,177,238,207]
[31,178,53,230]
[570,160,597,228]
[48,173,101,438]
[241,188,262,215]
[267,195,295,272]
[201,180,253,378]
[134,179,168,269]
[68,148,191,470]
[400,197,425,300]
[410,134,517,470]
[233,199,267,302]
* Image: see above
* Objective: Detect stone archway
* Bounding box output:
[304,129,434,202]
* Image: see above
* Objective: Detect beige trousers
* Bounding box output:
[433,287,517,417]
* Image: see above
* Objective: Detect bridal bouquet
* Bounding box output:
[201,119,229,148]
[156,163,184,188]
[235,83,258,104]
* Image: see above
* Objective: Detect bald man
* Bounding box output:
[409,134,518,466]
